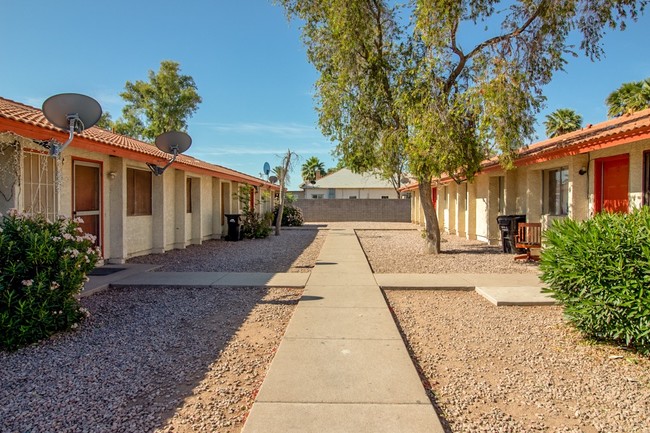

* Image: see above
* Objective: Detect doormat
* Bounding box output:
[88,267,126,276]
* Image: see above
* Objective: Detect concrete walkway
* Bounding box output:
[84,266,554,306]
[241,229,444,433]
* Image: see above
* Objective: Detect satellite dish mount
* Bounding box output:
[146,131,192,176]
[41,93,102,157]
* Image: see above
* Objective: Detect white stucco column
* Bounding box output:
[455,183,466,238]
[174,169,186,249]
[569,154,590,221]
[466,181,477,240]
[212,178,222,239]
[487,177,500,245]
[526,170,543,223]
[151,173,166,254]
[191,177,202,245]
[107,157,127,263]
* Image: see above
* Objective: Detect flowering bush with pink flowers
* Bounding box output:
[0,210,101,350]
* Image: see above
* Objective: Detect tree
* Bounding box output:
[275,150,298,236]
[301,156,326,184]
[95,112,114,130]
[278,0,645,253]
[113,60,202,141]
[606,78,650,117]
[544,109,583,137]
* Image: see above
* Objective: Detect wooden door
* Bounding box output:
[73,161,102,247]
[595,154,629,213]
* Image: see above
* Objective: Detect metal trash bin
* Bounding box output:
[225,214,242,241]
[496,214,526,253]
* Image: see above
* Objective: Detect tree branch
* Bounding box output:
[444,0,548,93]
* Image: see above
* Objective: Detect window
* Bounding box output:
[311,194,323,199]
[186,178,192,213]
[643,150,650,206]
[23,151,57,220]
[546,167,568,215]
[348,196,357,199]
[381,196,389,199]
[127,168,152,216]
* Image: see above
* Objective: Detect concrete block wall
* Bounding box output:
[295,199,411,222]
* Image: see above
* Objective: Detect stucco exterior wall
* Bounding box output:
[406,137,650,247]
[303,187,396,199]
[295,198,410,222]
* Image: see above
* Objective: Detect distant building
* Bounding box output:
[300,168,397,199]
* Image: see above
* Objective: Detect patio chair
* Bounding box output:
[514,222,542,262]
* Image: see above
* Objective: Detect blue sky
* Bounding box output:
[1,1,649,190]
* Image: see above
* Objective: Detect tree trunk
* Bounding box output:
[418,179,441,254]
[275,150,292,236]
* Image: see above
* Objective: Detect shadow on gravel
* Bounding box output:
[0,286,279,433]
[127,228,322,273]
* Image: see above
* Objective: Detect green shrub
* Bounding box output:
[0,210,101,350]
[240,210,272,239]
[274,203,304,227]
[235,185,272,239]
[540,207,650,354]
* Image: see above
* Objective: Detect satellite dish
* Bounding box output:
[263,162,271,176]
[42,93,102,132]
[41,93,102,156]
[147,131,192,176]
[400,177,411,185]
[154,131,192,155]
[269,175,278,184]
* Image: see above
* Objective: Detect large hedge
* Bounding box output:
[540,207,650,354]
[0,210,101,350]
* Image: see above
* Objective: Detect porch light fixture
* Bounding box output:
[41,93,102,157]
[578,166,588,175]
[146,131,192,176]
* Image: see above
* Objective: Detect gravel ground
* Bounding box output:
[357,229,539,273]
[127,228,326,273]
[0,286,301,433]
[386,290,650,433]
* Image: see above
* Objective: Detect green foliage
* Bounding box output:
[278,0,646,252]
[540,208,650,354]
[236,185,272,239]
[113,60,202,141]
[544,108,583,138]
[95,111,114,130]
[274,203,304,227]
[606,78,650,117]
[301,156,326,184]
[0,210,101,351]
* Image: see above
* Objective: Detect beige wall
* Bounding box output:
[408,138,650,246]
[303,187,396,199]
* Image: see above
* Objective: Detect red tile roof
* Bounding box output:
[400,108,650,190]
[0,96,277,188]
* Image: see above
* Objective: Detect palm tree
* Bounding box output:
[301,156,326,184]
[544,108,583,138]
[606,78,650,118]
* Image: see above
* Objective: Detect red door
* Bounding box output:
[73,161,102,247]
[595,154,629,213]
[431,187,437,209]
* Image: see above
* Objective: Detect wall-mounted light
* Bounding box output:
[578,166,588,175]
[107,171,117,179]
[146,131,192,176]
[40,93,102,157]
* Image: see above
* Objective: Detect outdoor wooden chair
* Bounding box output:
[514,222,542,262]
